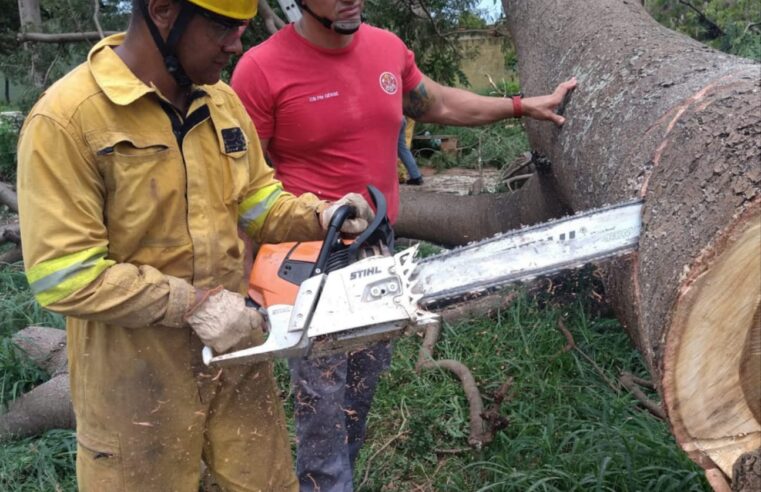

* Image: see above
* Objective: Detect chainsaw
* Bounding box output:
[203,186,642,366]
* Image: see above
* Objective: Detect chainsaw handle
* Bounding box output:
[313,204,355,275]
[347,185,392,261]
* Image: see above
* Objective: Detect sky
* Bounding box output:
[477,0,503,23]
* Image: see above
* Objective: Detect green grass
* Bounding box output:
[0,263,73,492]
[0,264,708,491]
[353,287,709,491]
[0,430,77,492]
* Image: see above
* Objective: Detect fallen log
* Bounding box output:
[396,169,571,246]
[0,327,74,441]
[0,182,18,212]
[400,0,760,485]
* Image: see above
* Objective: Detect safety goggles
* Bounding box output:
[195,7,249,44]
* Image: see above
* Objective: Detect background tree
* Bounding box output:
[645,0,760,60]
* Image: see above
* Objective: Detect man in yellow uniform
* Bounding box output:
[15,0,372,489]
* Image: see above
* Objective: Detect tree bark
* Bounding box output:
[16,0,44,87]
[402,0,760,484]
[396,172,571,246]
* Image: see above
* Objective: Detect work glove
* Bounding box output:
[318,193,375,234]
[185,287,265,353]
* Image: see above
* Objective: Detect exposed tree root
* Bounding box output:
[415,293,517,449]
[620,372,666,420]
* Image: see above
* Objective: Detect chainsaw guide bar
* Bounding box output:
[413,200,643,308]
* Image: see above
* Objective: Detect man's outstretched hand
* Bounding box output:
[523,77,578,126]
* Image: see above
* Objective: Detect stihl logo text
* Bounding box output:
[350,267,381,280]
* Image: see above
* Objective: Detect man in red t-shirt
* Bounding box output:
[232,1,576,490]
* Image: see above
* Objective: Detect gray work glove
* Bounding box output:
[185,287,265,353]
[318,193,375,234]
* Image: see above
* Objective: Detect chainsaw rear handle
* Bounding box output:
[313,204,356,275]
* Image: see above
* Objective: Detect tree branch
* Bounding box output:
[620,372,666,420]
[677,0,724,38]
[441,28,509,37]
[16,31,119,43]
[92,0,104,38]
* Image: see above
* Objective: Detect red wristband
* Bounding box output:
[511,95,523,119]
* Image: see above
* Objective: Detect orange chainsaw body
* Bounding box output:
[248,241,322,308]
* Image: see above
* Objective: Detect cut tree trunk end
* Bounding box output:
[663,205,761,476]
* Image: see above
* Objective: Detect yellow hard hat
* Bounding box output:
[187,0,257,20]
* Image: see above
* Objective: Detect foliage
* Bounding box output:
[0,430,76,491]
[413,80,529,172]
[0,115,21,182]
[0,265,64,336]
[415,120,528,172]
[646,0,761,61]
[0,0,20,58]
[1,0,130,109]
[362,0,478,86]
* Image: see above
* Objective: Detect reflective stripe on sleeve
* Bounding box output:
[26,246,115,307]
[238,182,283,237]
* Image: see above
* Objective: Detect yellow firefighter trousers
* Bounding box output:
[71,322,297,492]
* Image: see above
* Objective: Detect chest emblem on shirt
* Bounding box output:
[379,72,398,95]
[221,127,247,153]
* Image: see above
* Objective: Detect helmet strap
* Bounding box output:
[299,2,360,35]
[138,0,196,88]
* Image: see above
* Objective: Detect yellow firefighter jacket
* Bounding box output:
[16,34,320,490]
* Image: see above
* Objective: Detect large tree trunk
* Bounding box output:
[400,0,760,485]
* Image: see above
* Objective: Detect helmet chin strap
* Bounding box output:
[299,2,361,35]
[139,0,196,88]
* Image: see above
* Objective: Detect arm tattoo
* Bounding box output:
[403,81,436,119]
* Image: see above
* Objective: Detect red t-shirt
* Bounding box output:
[231,24,423,222]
